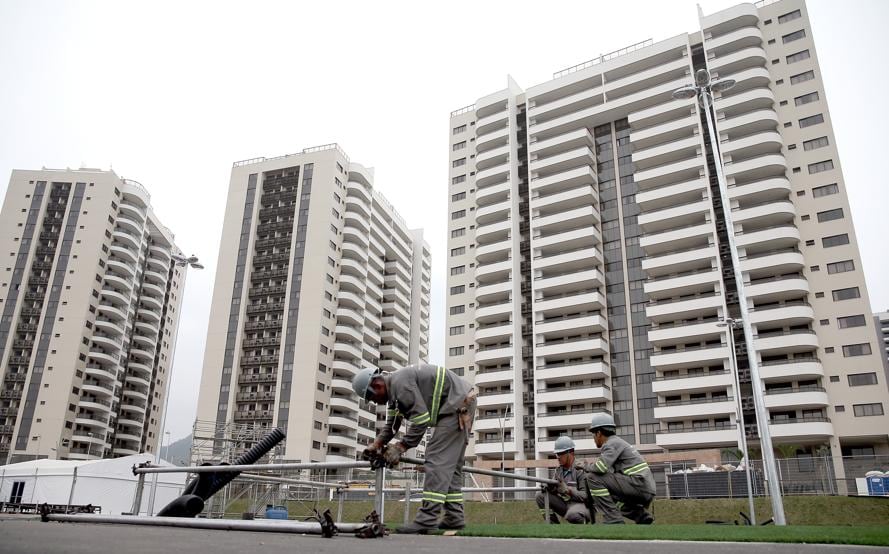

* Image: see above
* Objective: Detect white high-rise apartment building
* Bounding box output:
[447,0,889,473]
[0,169,185,463]
[196,144,430,464]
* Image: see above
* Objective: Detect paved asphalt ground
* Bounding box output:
[1,518,887,554]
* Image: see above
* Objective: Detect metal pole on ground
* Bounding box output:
[66,467,78,514]
[374,467,385,522]
[336,488,345,522]
[29,467,38,504]
[131,472,146,515]
[544,490,550,524]
[403,483,411,526]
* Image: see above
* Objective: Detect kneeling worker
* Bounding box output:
[584,413,656,524]
[535,436,590,524]
[352,363,475,534]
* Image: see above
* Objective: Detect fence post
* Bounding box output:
[374,467,385,523]
[403,483,411,526]
[336,488,345,522]
[131,472,146,515]
[544,489,550,524]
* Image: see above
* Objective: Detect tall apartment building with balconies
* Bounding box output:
[0,169,185,463]
[196,144,430,464]
[447,0,889,473]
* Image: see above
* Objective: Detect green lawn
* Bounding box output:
[454,523,889,546]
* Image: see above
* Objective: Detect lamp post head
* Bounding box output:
[672,86,698,100]
[711,78,736,93]
[695,68,712,87]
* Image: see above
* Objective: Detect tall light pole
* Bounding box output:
[673,69,786,525]
[497,405,512,501]
[718,317,755,524]
[147,253,203,515]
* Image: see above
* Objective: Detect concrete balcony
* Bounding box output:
[764,388,830,410]
[529,166,596,197]
[656,425,738,449]
[758,357,823,382]
[530,147,594,177]
[475,367,514,386]
[715,86,775,119]
[476,236,512,259]
[476,108,509,135]
[536,313,606,338]
[641,243,718,276]
[112,229,141,250]
[633,135,701,172]
[723,153,787,182]
[475,219,511,244]
[73,414,110,430]
[727,177,791,204]
[534,267,604,295]
[336,324,363,343]
[629,98,691,130]
[534,246,601,272]
[476,392,514,408]
[769,418,834,441]
[721,130,783,160]
[535,289,604,316]
[536,337,607,358]
[641,222,712,255]
[749,302,814,327]
[644,268,721,298]
[650,344,730,371]
[537,411,603,429]
[476,126,510,152]
[538,436,598,454]
[606,56,689,98]
[336,307,363,326]
[536,360,609,382]
[745,275,810,302]
[474,439,518,456]
[476,182,511,209]
[717,108,779,136]
[328,414,357,430]
[739,249,805,275]
[328,433,359,451]
[638,197,711,232]
[476,259,512,281]
[708,46,767,76]
[476,143,510,170]
[735,225,800,250]
[706,24,762,52]
[128,361,152,379]
[537,384,611,404]
[648,320,723,346]
[529,128,594,157]
[81,382,115,398]
[475,345,514,365]
[630,113,698,150]
[531,185,597,216]
[476,161,510,188]
[653,398,737,421]
[84,365,117,383]
[110,244,138,264]
[330,395,360,413]
[634,155,704,191]
[732,201,796,230]
[475,280,512,303]
[333,359,360,378]
[473,417,515,432]
[534,226,601,251]
[529,83,604,122]
[754,330,819,355]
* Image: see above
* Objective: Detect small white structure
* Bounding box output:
[0,454,186,515]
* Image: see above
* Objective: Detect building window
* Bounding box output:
[842,343,872,357]
[786,49,811,64]
[837,314,866,328]
[452,174,466,185]
[778,9,802,23]
[790,70,815,85]
[453,124,467,135]
[452,158,466,168]
[816,208,843,222]
[452,141,466,151]
[809,160,834,174]
[451,209,466,220]
[835,405,845,413]
[449,325,465,336]
[450,265,465,276]
[812,183,839,197]
[803,136,829,151]
[451,227,466,238]
[449,346,465,356]
[831,287,860,301]
[853,403,884,417]
[848,373,878,387]
[451,247,465,257]
[799,113,824,128]
[782,29,806,43]
[450,285,465,295]
[821,234,849,248]
[826,259,855,274]
[450,305,465,315]
[794,91,820,106]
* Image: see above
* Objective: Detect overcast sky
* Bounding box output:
[1,0,887,442]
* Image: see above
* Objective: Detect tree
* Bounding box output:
[775,444,800,459]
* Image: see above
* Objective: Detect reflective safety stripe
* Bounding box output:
[622,462,649,475]
[387,409,401,418]
[589,488,611,497]
[615,501,624,510]
[423,491,446,504]
[445,493,463,503]
[430,366,446,425]
[410,411,430,424]
[595,459,608,473]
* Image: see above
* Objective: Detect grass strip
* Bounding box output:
[454,523,889,546]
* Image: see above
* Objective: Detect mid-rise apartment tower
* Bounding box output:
[0,169,185,462]
[446,0,889,476]
[196,144,430,464]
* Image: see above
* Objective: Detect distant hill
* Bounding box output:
[162,434,192,466]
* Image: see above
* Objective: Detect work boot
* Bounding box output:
[396,521,437,534]
[637,511,654,525]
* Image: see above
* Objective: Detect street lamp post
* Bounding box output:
[673,69,786,525]
[497,406,512,502]
[147,253,203,515]
[718,317,755,524]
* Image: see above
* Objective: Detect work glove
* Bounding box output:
[556,478,570,499]
[362,439,383,461]
[383,442,406,466]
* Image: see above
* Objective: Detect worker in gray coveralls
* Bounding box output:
[536,435,591,524]
[584,412,656,524]
[352,364,476,534]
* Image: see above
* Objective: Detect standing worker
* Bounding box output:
[583,413,656,524]
[352,363,476,534]
[535,436,590,524]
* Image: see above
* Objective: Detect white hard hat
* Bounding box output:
[589,412,616,433]
[352,367,382,401]
[553,436,576,454]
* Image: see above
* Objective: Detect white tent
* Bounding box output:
[0,454,187,515]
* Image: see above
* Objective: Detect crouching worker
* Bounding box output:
[352,363,476,534]
[535,436,591,524]
[584,413,656,524]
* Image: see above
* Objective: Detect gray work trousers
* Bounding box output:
[535,491,590,523]
[414,400,475,528]
[585,471,655,524]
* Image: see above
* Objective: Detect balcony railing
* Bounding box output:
[653,369,730,382]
